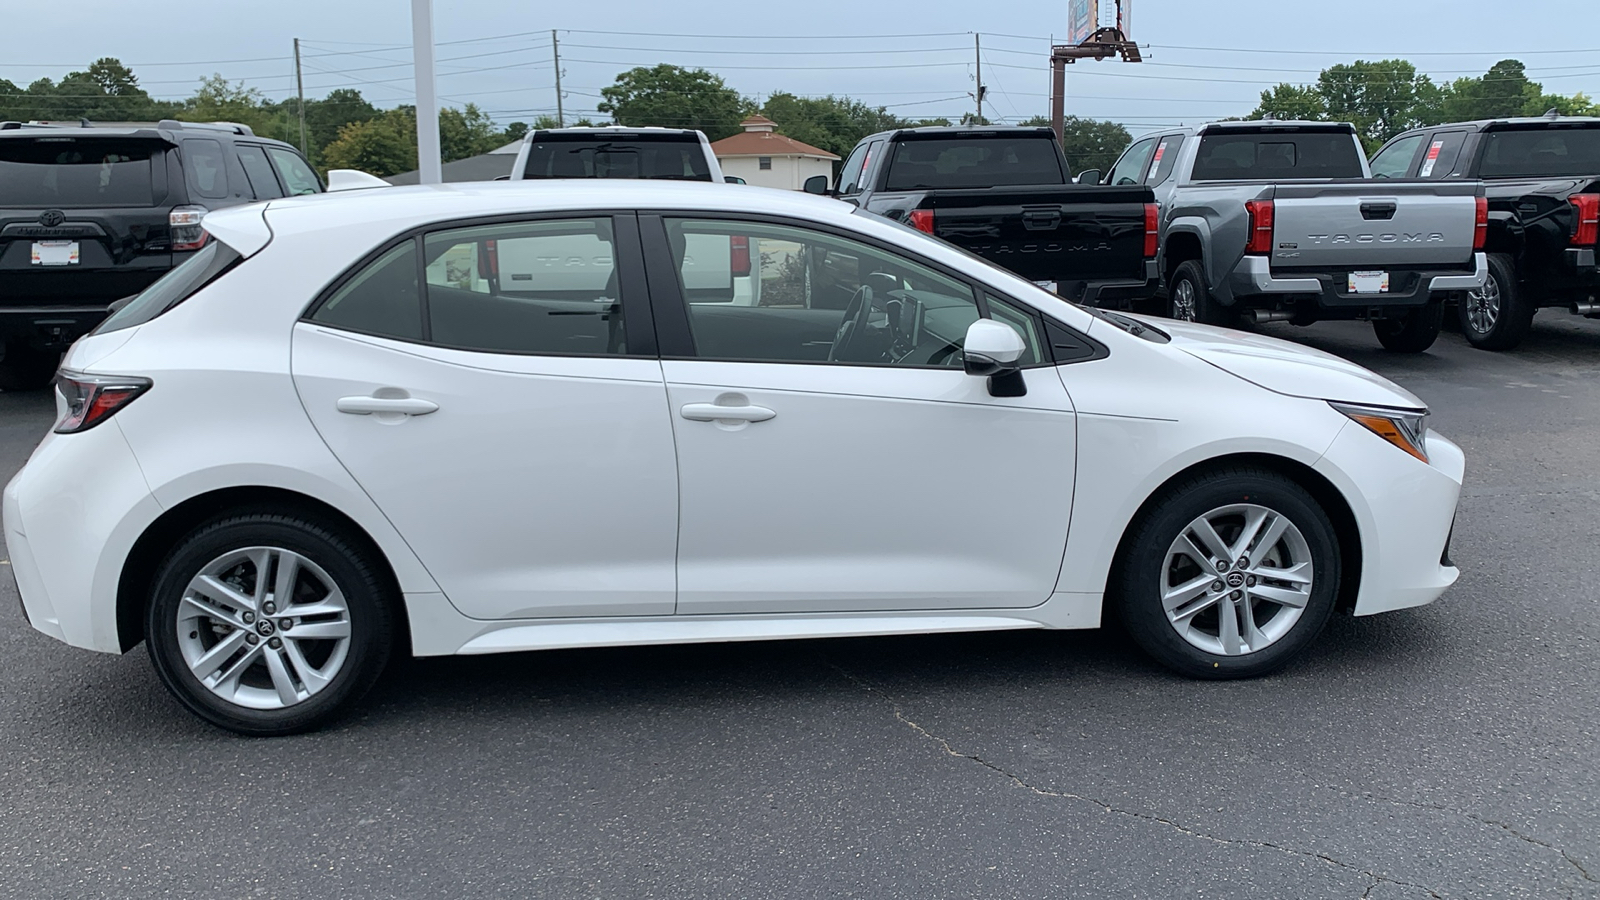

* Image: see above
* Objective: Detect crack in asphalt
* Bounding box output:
[830,664,1444,900]
[1328,787,1599,886]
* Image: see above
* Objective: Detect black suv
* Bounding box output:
[0,119,322,389]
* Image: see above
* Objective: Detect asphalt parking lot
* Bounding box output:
[2,316,1599,900]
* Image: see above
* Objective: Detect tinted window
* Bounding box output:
[267,147,321,195]
[836,143,869,195]
[0,137,159,207]
[522,137,711,181]
[1418,131,1469,179]
[664,218,981,367]
[984,295,1044,365]
[1191,130,1365,180]
[1146,136,1184,185]
[1108,138,1158,186]
[1479,127,1600,178]
[183,139,228,200]
[422,218,626,355]
[96,239,243,333]
[310,241,422,340]
[236,144,284,199]
[883,136,1065,190]
[1370,134,1424,179]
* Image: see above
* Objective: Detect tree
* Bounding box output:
[320,110,415,177]
[182,74,272,133]
[1250,83,1326,122]
[439,102,503,160]
[598,65,749,139]
[1015,116,1132,174]
[759,93,904,160]
[1314,60,1438,150]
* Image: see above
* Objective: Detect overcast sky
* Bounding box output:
[8,0,1599,138]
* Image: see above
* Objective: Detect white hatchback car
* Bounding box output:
[4,181,1464,735]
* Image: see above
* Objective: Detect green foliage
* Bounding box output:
[1314,60,1437,149]
[320,109,416,176]
[598,64,750,139]
[759,93,903,159]
[1012,116,1131,173]
[1251,83,1327,122]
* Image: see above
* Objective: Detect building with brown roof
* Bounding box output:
[710,115,840,191]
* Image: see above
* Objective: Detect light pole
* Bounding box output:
[411,0,443,185]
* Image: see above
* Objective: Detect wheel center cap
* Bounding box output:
[256,619,276,637]
[1227,573,1245,588]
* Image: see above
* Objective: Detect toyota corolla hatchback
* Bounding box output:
[3,181,1464,735]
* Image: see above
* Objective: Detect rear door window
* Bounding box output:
[521,136,712,181]
[1191,130,1365,180]
[183,139,229,200]
[235,144,284,199]
[266,147,322,195]
[0,137,162,207]
[1146,135,1184,185]
[1418,131,1469,178]
[883,136,1065,190]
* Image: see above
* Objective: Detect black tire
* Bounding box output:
[1460,252,1532,351]
[1114,468,1340,679]
[0,341,61,392]
[1373,302,1443,353]
[145,513,396,736]
[1167,260,1236,328]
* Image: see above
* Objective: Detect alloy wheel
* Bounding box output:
[1160,503,1314,656]
[1464,275,1501,335]
[1171,280,1198,321]
[176,546,353,710]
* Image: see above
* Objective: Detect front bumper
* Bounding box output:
[1314,423,1466,616]
[1229,253,1488,309]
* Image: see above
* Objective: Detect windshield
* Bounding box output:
[95,238,243,333]
[0,136,163,207]
[882,136,1066,190]
[522,137,712,181]
[1479,127,1600,178]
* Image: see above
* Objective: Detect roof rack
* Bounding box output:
[155,119,255,136]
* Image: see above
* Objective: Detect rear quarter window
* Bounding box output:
[183,139,229,200]
[95,238,243,333]
[1191,131,1365,181]
[0,137,162,207]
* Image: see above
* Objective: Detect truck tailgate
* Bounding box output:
[1269,180,1480,269]
[920,184,1152,282]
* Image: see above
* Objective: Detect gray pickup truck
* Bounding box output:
[1093,121,1488,352]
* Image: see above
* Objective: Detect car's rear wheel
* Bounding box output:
[0,341,61,392]
[1168,260,1235,328]
[145,513,395,736]
[1373,302,1443,353]
[1460,253,1532,351]
[1115,468,1339,679]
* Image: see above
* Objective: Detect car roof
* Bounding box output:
[0,120,299,150]
[229,179,860,237]
[523,126,705,141]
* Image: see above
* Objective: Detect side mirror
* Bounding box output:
[803,174,830,195]
[961,319,1028,397]
[493,174,511,181]
[724,175,746,184]
[1075,169,1102,185]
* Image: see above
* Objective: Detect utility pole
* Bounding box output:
[410,0,442,184]
[293,38,308,154]
[974,33,984,125]
[552,30,564,128]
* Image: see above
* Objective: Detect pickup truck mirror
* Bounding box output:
[1075,169,1102,185]
[961,319,1028,397]
[803,175,831,196]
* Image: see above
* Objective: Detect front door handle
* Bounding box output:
[680,402,776,423]
[337,396,440,416]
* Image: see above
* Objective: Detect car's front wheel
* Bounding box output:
[145,513,396,736]
[1115,468,1339,679]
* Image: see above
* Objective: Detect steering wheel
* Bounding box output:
[828,284,874,363]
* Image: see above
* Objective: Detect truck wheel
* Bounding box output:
[1373,302,1443,353]
[1460,253,1532,351]
[1168,260,1235,327]
[0,342,61,392]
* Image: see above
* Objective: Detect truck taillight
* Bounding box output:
[169,205,208,252]
[1143,203,1159,259]
[1572,194,1599,246]
[1475,197,1490,251]
[909,209,935,234]
[478,239,499,279]
[1244,200,1274,255]
[730,235,751,276]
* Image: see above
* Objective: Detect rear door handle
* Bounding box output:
[336,396,440,416]
[680,403,776,423]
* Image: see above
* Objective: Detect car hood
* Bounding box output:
[1141,317,1426,410]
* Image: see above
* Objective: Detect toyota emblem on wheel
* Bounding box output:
[38,209,65,228]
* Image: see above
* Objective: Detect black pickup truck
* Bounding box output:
[1369,114,1600,350]
[806,126,1158,305]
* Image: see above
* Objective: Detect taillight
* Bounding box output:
[478,239,499,279]
[1572,194,1599,247]
[730,235,751,276]
[1143,202,1159,259]
[908,209,935,234]
[1475,197,1490,251]
[170,205,208,252]
[53,371,151,434]
[1244,200,1274,255]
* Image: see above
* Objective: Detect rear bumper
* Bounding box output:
[1229,253,1487,309]
[0,305,114,347]
[1067,259,1161,308]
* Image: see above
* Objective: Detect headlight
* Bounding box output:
[1330,402,1429,462]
